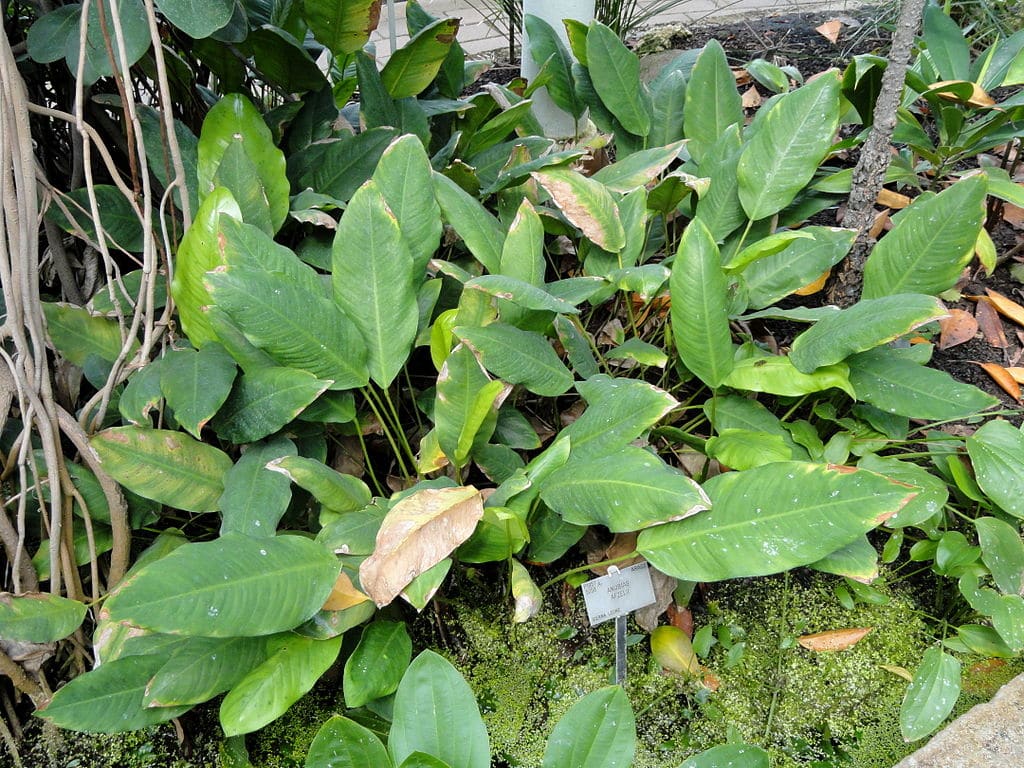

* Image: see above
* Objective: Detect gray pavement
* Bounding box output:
[369,0,872,60]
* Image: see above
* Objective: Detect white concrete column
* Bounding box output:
[521,0,595,139]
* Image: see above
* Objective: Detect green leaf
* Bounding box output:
[742,226,855,309]
[528,506,586,563]
[389,651,489,768]
[344,621,413,708]
[197,95,288,233]
[47,185,145,253]
[684,40,742,162]
[679,744,770,768]
[250,26,328,94]
[848,347,997,420]
[206,266,367,389]
[638,462,916,581]
[500,199,546,285]
[267,455,372,514]
[857,454,948,529]
[435,345,505,468]
[670,219,733,387]
[586,23,650,136]
[532,168,625,252]
[466,275,578,314]
[306,0,382,56]
[159,344,237,439]
[42,303,128,366]
[900,646,961,741]
[723,230,815,272]
[960,574,1024,650]
[648,69,687,147]
[219,437,296,537]
[400,754,451,768]
[524,15,584,119]
[433,172,505,272]
[790,294,947,373]
[541,686,635,768]
[106,533,340,637]
[333,180,418,387]
[144,636,268,707]
[382,19,460,98]
[91,426,232,512]
[212,367,330,444]
[27,5,81,64]
[809,535,879,582]
[737,73,841,220]
[220,634,342,736]
[306,716,394,768]
[454,324,572,397]
[373,135,443,278]
[288,128,397,204]
[541,447,709,532]
[38,655,189,733]
[723,355,854,398]
[967,419,1024,519]
[0,593,86,643]
[399,558,452,611]
[705,429,794,470]
[922,4,970,81]
[591,140,686,193]
[65,0,150,85]
[974,517,1024,595]
[862,176,987,298]
[156,0,233,39]
[317,509,386,557]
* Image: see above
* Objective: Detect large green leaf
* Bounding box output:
[435,344,505,468]
[737,73,841,220]
[219,437,296,536]
[648,69,687,148]
[373,135,443,278]
[343,620,412,708]
[65,0,150,85]
[38,655,189,733]
[540,447,708,532]
[679,744,770,768]
[306,716,394,768]
[207,263,368,389]
[960,574,1024,650]
[466,275,577,315]
[683,40,742,162]
[288,128,397,204]
[586,22,650,136]
[0,593,86,643]
[857,454,948,529]
[26,5,80,64]
[143,636,268,707]
[433,172,505,272]
[967,419,1024,519]
[532,168,625,253]
[790,294,948,373]
[453,324,572,397]
[848,347,997,420]
[742,226,855,309]
[899,646,961,741]
[638,462,915,581]
[159,344,237,439]
[42,303,128,366]
[723,355,854,398]
[155,0,233,38]
[305,0,381,55]
[500,199,546,287]
[105,533,339,637]
[220,634,342,736]
[91,426,231,512]
[382,18,460,98]
[332,180,418,387]
[197,95,288,233]
[267,455,371,514]
[211,367,330,444]
[524,15,584,119]
[389,651,490,768]
[47,185,145,253]
[862,176,987,298]
[670,219,733,387]
[922,4,971,81]
[592,141,686,194]
[541,686,635,768]
[974,517,1024,595]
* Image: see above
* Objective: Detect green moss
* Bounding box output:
[247,681,344,768]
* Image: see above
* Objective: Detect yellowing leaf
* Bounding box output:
[881,664,913,682]
[359,486,483,606]
[975,226,997,274]
[876,188,910,209]
[650,625,702,675]
[510,559,542,623]
[793,269,830,296]
[321,572,371,611]
[928,80,996,108]
[974,362,1022,401]
[797,627,873,651]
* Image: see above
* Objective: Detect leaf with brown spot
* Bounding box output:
[815,19,842,43]
[974,362,1022,401]
[797,627,873,651]
[938,308,979,350]
[975,297,1008,348]
[741,85,762,109]
[322,572,370,611]
[984,289,1024,328]
[876,188,910,208]
[359,486,484,607]
[531,168,626,252]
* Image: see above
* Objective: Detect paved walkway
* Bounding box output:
[370,0,870,60]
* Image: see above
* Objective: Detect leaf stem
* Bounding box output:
[540,550,641,591]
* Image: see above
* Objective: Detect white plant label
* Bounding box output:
[581,562,656,626]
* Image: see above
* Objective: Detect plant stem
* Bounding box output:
[540,551,641,591]
[763,570,791,744]
[361,386,412,479]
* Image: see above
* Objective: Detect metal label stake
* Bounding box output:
[581,562,656,687]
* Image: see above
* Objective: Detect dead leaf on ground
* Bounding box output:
[975,298,1009,348]
[868,209,891,238]
[733,68,752,86]
[876,188,911,209]
[588,532,642,575]
[741,86,762,109]
[321,571,371,611]
[984,289,1024,328]
[797,627,873,652]
[880,664,914,682]
[974,361,1022,401]
[938,308,979,350]
[815,19,843,43]
[359,486,484,607]
[1002,203,1024,229]
[667,602,694,638]
[635,567,678,632]
[1005,366,1024,384]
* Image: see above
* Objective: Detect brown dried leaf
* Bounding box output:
[815,19,842,43]
[667,603,694,637]
[975,297,1009,348]
[1005,366,1024,384]
[876,188,911,209]
[985,288,1024,327]
[797,627,873,652]
[359,486,484,606]
[321,571,371,611]
[1002,203,1024,229]
[741,85,762,109]
[974,362,1022,401]
[733,68,752,86]
[929,80,996,108]
[868,209,890,238]
[635,567,678,632]
[589,532,641,575]
[938,308,979,350]
[793,269,830,296]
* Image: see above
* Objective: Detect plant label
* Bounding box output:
[581,562,656,626]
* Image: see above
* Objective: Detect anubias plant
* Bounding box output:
[4,2,1024,761]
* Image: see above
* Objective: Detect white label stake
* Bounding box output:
[581,562,656,685]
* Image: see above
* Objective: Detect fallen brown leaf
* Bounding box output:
[938,308,979,350]
[1005,366,1024,384]
[589,532,641,575]
[975,297,1009,348]
[667,602,694,638]
[815,19,842,43]
[876,188,911,209]
[974,361,1022,401]
[797,627,873,651]
[733,68,752,86]
[741,85,762,109]
[635,567,678,632]
[985,288,1024,327]
[868,209,890,239]
[1002,203,1024,229]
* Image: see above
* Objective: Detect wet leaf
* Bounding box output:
[0,593,87,643]
[937,308,978,350]
[797,627,872,651]
[343,620,411,707]
[899,646,961,741]
[967,419,1024,518]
